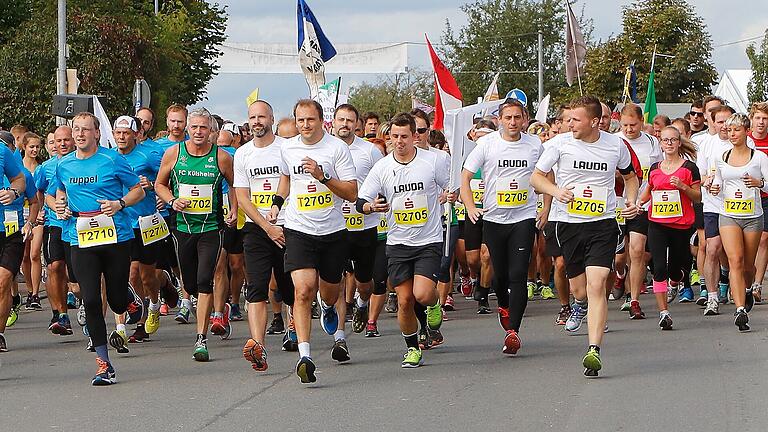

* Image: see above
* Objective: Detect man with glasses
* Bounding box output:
[688,101,707,135]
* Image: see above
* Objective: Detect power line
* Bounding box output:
[713,34,765,48]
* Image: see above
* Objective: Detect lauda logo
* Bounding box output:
[583,187,592,198]
[404,198,414,209]
[307,183,317,193]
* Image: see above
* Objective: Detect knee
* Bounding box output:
[294,287,314,304]
[728,255,745,271]
[397,291,415,309]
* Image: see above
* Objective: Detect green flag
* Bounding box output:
[643,69,657,124]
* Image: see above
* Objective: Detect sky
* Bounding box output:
[192,0,768,123]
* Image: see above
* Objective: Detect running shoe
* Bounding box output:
[0,333,7,352]
[418,327,432,350]
[128,325,150,343]
[109,330,129,354]
[718,282,729,304]
[667,284,679,303]
[352,304,368,334]
[221,303,232,339]
[267,314,285,334]
[565,302,587,332]
[48,314,58,333]
[734,309,750,332]
[659,313,673,330]
[66,292,77,309]
[77,304,86,326]
[296,356,317,383]
[125,285,144,325]
[498,307,510,331]
[29,294,42,311]
[401,347,423,368]
[345,303,353,323]
[745,287,755,313]
[429,328,444,346]
[704,297,719,316]
[193,335,209,362]
[690,269,701,285]
[51,313,73,335]
[282,329,298,352]
[210,316,225,336]
[243,338,268,371]
[311,301,320,319]
[629,300,645,320]
[443,295,455,311]
[696,288,708,306]
[91,357,116,386]
[159,270,180,310]
[426,302,443,330]
[540,286,556,300]
[555,305,570,326]
[82,323,89,337]
[316,292,339,335]
[459,275,473,298]
[477,298,492,314]
[527,281,536,300]
[85,337,95,352]
[365,321,380,337]
[582,347,602,377]
[610,274,626,300]
[175,305,191,324]
[145,309,161,334]
[24,293,33,310]
[620,295,631,312]
[6,306,18,327]
[678,287,694,303]
[230,303,243,321]
[331,339,350,362]
[753,283,763,304]
[503,330,521,355]
[385,292,398,313]
[159,303,170,316]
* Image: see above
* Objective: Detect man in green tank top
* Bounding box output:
[156,108,236,362]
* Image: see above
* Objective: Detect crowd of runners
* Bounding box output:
[0,92,766,385]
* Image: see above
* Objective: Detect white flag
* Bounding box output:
[535,94,550,123]
[92,96,115,149]
[565,1,587,87]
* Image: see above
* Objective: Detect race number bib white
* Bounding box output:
[392,194,429,227]
[495,177,530,208]
[295,180,334,212]
[342,201,364,231]
[639,154,651,182]
[470,178,485,205]
[455,201,466,221]
[76,214,117,248]
[724,185,756,216]
[23,200,29,221]
[179,183,213,215]
[251,177,278,210]
[138,212,170,245]
[221,193,246,229]
[4,210,18,236]
[377,213,388,235]
[615,196,626,225]
[567,184,608,218]
[651,190,683,219]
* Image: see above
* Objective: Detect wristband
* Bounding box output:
[272,195,285,210]
[169,197,177,207]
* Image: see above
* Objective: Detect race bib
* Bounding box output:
[615,196,626,225]
[455,202,466,221]
[567,184,608,218]
[470,178,485,205]
[639,154,651,182]
[23,200,29,221]
[724,185,756,216]
[76,213,117,248]
[392,194,429,227]
[138,212,170,246]
[295,180,334,212]
[251,177,278,210]
[222,193,246,229]
[495,177,530,208]
[536,197,544,215]
[4,210,18,235]
[651,190,683,219]
[377,214,388,235]
[342,201,364,231]
[179,183,213,215]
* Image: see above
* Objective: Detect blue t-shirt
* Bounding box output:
[220,145,236,194]
[0,145,23,234]
[35,157,63,228]
[50,147,141,245]
[115,144,161,228]
[3,167,36,227]
[13,148,23,165]
[140,140,171,217]
[154,136,185,153]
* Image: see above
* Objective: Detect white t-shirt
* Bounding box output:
[359,147,450,247]
[535,131,632,223]
[540,134,565,222]
[233,136,286,225]
[614,131,662,194]
[425,146,451,179]
[344,136,384,231]
[697,134,735,214]
[279,132,357,236]
[463,131,543,224]
[713,148,768,218]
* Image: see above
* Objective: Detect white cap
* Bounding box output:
[222,122,240,136]
[113,116,139,132]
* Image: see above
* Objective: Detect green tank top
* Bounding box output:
[171,142,224,233]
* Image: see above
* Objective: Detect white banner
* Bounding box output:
[444,101,501,191]
[218,43,408,74]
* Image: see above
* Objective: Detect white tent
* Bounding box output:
[714,69,752,113]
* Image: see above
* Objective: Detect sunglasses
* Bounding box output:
[417,127,429,134]
[689,111,705,118]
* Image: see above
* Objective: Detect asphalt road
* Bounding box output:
[1,290,766,432]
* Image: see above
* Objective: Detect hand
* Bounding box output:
[536,210,548,230]
[301,157,324,181]
[156,195,166,211]
[709,183,721,195]
[139,175,153,190]
[55,198,71,220]
[225,209,237,227]
[702,176,714,192]
[266,224,285,248]
[742,174,762,188]
[467,207,485,224]
[446,191,458,204]
[36,211,45,225]
[0,189,15,205]
[369,197,390,213]
[97,199,121,217]
[439,191,447,205]
[669,176,686,191]
[267,205,279,223]
[22,222,33,240]
[554,185,575,204]
[172,198,190,212]
[622,201,639,219]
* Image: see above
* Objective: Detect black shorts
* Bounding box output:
[63,242,78,283]
[43,225,66,263]
[373,239,387,295]
[284,228,348,284]
[626,211,649,236]
[130,228,159,265]
[616,223,628,254]
[464,217,483,251]
[345,227,377,283]
[556,219,621,278]
[542,221,562,257]
[694,202,704,230]
[703,212,720,239]
[386,242,442,287]
[222,226,244,254]
[0,232,24,276]
[457,221,465,240]
[242,223,293,305]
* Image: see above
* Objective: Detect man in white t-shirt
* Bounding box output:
[268,99,358,384]
[531,95,639,377]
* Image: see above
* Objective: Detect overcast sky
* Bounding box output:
[192,0,768,123]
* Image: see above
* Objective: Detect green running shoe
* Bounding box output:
[690,269,701,285]
[425,303,443,330]
[527,281,536,300]
[6,306,19,327]
[620,296,631,312]
[193,336,209,362]
[540,286,556,300]
[401,347,423,368]
[582,347,602,377]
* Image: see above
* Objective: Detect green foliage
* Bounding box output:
[348,70,434,120]
[747,30,768,104]
[0,0,227,134]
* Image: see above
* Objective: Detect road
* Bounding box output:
[0,290,766,432]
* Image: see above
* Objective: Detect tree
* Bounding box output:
[348,69,434,120]
[747,30,768,103]
[565,0,718,105]
[0,0,226,134]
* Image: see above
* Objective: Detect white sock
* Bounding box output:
[660,310,669,317]
[182,298,192,310]
[356,296,367,308]
[708,291,718,300]
[334,329,345,341]
[298,342,310,358]
[149,300,160,312]
[116,323,126,334]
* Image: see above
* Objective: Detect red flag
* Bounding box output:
[425,35,462,130]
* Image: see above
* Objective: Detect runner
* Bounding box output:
[20,132,45,312]
[48,112,145,385]
[155,107,237,362]
[267,99,358,383]
[709,113,768,331]
[155,104,188,152]
[640,126,700,330]
[748,102,768,304]
[531,95,639,377]
[461,98,543,355]
[357,112,446,368]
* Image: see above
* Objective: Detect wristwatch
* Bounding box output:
[319,171,332,184]
[118,198,126,209]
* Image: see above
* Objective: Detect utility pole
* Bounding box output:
[56,0,67,125]
[537,30,544,103]
[154,0,159,15]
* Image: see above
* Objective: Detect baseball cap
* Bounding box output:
[222,122,240,136]
[113,116,139,132]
